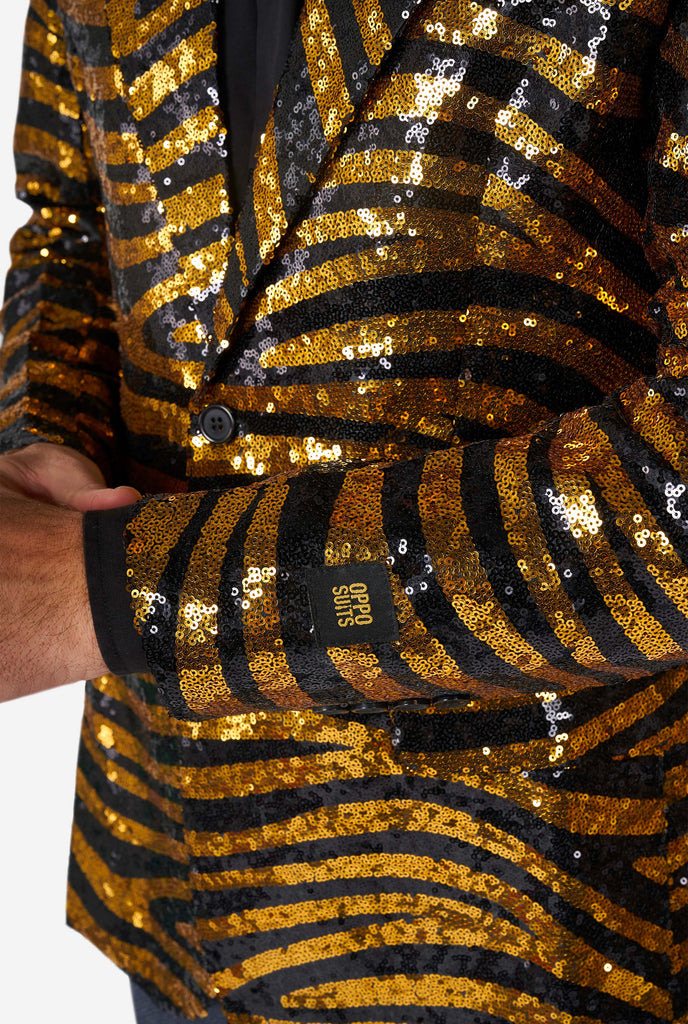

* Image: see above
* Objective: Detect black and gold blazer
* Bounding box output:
[1,2,688,1017]
[2,0,688,718]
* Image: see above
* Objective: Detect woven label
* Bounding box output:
[306,562,399,645]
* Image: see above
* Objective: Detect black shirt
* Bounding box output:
[83,1,303,676]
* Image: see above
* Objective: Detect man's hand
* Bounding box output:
[0,442,140,511]
[0,443,141,701]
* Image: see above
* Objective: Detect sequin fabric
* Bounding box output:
[0,1,687,1021]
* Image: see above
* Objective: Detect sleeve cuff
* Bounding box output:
[83,506,149,676]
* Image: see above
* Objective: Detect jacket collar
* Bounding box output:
[105,0,421,378]
[211,0,422,375]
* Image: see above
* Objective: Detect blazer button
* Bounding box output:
[349,700,385,715]
[316,704,351,716]
[198,404,235,443]
[390,698,431,712]
[432,694,471,710]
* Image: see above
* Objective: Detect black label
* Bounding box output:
[306,562,400,646]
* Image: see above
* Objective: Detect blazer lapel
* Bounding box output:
[104,0,234,386]
[211,0,424,374]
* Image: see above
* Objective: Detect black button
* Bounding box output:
[390,698,431,712]
[432,694,471,710]
[316,704,351,716]
[349,701,384,715]
[198,404,235,443]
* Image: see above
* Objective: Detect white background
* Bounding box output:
[0,4,135,1020]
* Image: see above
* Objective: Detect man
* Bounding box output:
[0,1,686,1022]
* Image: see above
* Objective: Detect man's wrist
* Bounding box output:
[61,509,110,682]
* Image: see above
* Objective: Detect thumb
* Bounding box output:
[67,483,142,513]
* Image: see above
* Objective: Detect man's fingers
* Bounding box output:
[68,484,142,512]
[0,444,141,510]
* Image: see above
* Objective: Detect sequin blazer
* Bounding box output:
[1,1,687,1017]
[2,0,688,720]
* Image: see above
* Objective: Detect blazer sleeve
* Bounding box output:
[0,0,123,484]
[116,7,688,720]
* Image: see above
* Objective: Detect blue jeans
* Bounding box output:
[131,982,227,1023]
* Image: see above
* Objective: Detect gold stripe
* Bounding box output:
[549,459,683,663]
[242,482,316,708]
[74,59,123,102]
[630,710,688,757]
[291,205,472,249]
[236,231,249,287]
[200,889,658,1008]
[24,17,65,66]
[120,382,191,443]
[146,106,223,174]
[567,668,684,761]
[94,127,144,167]
[495,437,611,668]
[177,488,260,716]
[181,748,401,801]
[285,974,608,1022]
[67,889,209,1015]
[125,489,203,632]
[129,238,229,325]
[419,448,583,687]
[162,174,229,232]
[87,671,191,738]
[193,850,670,955]
[488,98,641,243]
[121,329,205,391]
[1,359,113,405]
[14,124,87,181]
[352,0,392,65]
[672,885,688,912]
[15,173,60,203]
[107,0,206,58]
[458,762,666,837]
[365,77,640,244]
[107,224,174,268]
[188,434,427,482]
[481,174,649,326]
[75,768,187,861]
[301,0,354,141]
[659,122,688,179]
[574,410,688,620]
[255,235,475,319]
[321,148,486,194]
[127,23,217,120]
[619,381,688,478]
[83,703,183,786]
[256,217,645,332]
[212,290,235,345]
[419,2,641,115]
[20,70,80,119]
[212,914,667,1013]
[253,113,288,261]
[80,719,183,823]
[100,175,157,206]
[633,854,669,885]
[174,376,537,441]
[0,397,111,455]
[406,671,676,772]
[32,0,65,36]
[259,307,635,392]
[71,825,204,979]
